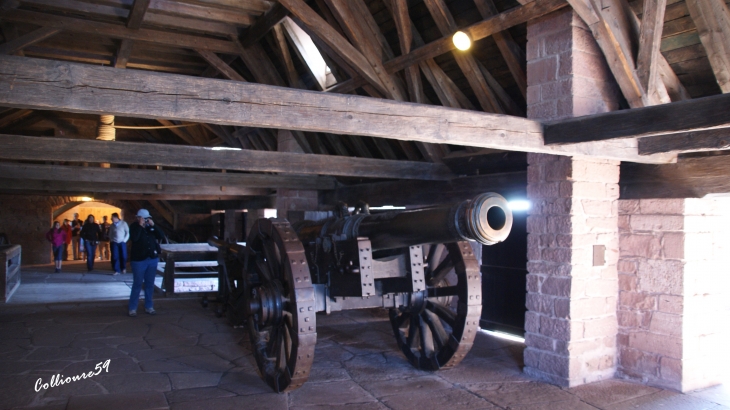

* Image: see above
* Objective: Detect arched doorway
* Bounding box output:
[54,201,122,262]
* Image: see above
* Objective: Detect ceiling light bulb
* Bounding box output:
[453,31,471,51]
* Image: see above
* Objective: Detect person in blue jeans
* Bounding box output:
[108,213,130,276]
[128,209,165,317]
[80,215,101,272]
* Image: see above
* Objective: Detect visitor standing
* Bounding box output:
[71,213,82,260]
[99,216,111,261]
[81,215,101,272]
[61,219,72,261]
[45,221,67,273]
[128,209,165,317]
[108,213,130,276]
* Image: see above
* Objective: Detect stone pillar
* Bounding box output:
[617,198,730,391]
[523,8,622,386]
[276,129,318,222]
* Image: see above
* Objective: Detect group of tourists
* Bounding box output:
[46,209,165,317]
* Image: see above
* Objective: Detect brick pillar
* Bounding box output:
[276,130,318,222]
[617,198,730,391]
[523,8,622,386]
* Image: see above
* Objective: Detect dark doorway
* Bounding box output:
[480,209,528,336]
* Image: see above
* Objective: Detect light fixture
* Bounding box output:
[211,147,242,151]
[81,197,94,202]
[452,31,471,51]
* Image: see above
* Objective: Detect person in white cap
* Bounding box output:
[127,209,165,317]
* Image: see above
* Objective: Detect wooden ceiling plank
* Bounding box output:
[147,199,174,225]
[638,127,730,155]
[686,0,730,93]
[476,60,524,116]
[202,123,242,149]
[128,0,151,29]
[156,119,198,145]
[146,0,252,26]
[332,0,568,94]
[18,0,239,37]
[0,26,61,55]
[278,0,390,96]
[544,93,730,144]
[473,0,528,99]
[1,9,242,54]
[0,55,675,163]
[0,109,33,128]
[239,2,288,47]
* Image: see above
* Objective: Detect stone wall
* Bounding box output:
[523,7,622,387]
[524,154,620,386]
[617,198,730,391]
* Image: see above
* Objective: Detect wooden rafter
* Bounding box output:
[686,0,730,93]
[0,55,675,163]
[636,0,667,99]
[621,155,730,198]
[331,0,568,94]
[239,2,289,47]
[423,0,502,113]
[0,134,455,180]
[473,0,527,99]
[568,0,670,107]
[0,27,60,55]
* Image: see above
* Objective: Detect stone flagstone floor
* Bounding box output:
[1,296,729,410]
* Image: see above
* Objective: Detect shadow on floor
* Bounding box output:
[0,296,728,410]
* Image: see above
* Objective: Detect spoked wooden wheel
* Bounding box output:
[389,241,481,370]
[244,219,316,393]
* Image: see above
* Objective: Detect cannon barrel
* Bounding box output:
[295,192,512,250]
[207,236,246,255]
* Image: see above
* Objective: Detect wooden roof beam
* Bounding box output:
[621,155,730,198]
[0,27,60,55]
[239,2,289,47]
[0,55,675,163]
[331,0,568,94]
[686,0,730,93]
[278,0,394,97]
[0,162,337,190]
[0,134,454,180]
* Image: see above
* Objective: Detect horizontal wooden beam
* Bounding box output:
[330,0,568,94]
[0,178,270,196]
[0,56,673,163]
[620,155,730,198]
[638,128,730,155]
[544,93,730,144]
[0,134,453,180]
[325,172,526,207]
[0,162,338,190]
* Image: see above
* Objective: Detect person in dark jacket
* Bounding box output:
[46,221,67,273]
[128,209,165,317]
[80,215,101,272]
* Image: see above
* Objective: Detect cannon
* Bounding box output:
[209,192,513,392]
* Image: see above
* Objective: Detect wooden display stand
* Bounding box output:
[158,243,219,297]
[0,245,21,303]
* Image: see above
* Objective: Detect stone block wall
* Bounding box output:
[617,198,730,391]
[526,9,620,122]
[524,154,620,386]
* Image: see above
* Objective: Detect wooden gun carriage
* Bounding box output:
[209,193,513,392]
